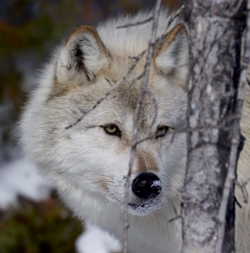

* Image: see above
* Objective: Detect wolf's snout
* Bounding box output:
[132,172,161,199]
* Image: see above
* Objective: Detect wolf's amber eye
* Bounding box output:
[156,126,170,137]
[103,124,121,137]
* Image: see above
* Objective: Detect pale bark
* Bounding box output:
[181,1,247,253]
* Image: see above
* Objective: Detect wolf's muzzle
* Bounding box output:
[132,172,161,199]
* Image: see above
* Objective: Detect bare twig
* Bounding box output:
[215,139,240,253]
[117,17,153,29]
[122,1,162,252]
[169,215,181,223]
[134,118,245,150]
[215,1,250,252]
[159,5,185,50]
[234,196,243,208]
[241,176,250,187]
[165,5,185,34]
[236,175,250,203]
[236,181,249,203]
[145,90,158,130]
[65,50,146,129]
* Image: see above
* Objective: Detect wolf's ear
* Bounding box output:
[154,24,188,77]
[56,25,111,84]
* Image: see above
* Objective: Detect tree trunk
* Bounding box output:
[181,1,246,253]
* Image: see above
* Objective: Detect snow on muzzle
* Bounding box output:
[132,172,162,199]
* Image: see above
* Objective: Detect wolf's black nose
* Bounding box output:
[132,172,161,199]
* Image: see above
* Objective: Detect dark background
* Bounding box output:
[0,1,182,253]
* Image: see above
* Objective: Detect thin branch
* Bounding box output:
[117,17,153,29]
[241,175,250,187]
[145,90,158,130]
[159,5,185,50]
[215,139,240,253]
[122,1,162,252]
[234,196,243,208]
[236,181,249,203]
[169,215,181,223]
[134,117,246,150]
[165,5,185,34]
[65,50,146,129]
[236,176,250,203]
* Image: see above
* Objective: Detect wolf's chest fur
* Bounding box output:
[20,8,250,253]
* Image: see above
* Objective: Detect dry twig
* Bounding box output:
[65,50,146,129]
[122,1,162,252]
[236,180,249,203]
[117,17,153,29]
[159,5,185,50]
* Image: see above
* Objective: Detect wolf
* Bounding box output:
[20,8,250,253]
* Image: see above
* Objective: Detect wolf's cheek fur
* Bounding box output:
[67,129,131,187]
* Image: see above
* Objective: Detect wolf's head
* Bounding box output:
[20,11,189,217]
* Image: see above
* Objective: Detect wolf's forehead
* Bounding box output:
[113,81,141,109]
[102,82,165,126]
[82,81,155,131]
[106,79,187,128]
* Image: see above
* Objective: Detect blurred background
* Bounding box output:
[0,1,182,252]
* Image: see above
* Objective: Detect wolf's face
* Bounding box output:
[21,15,189,216]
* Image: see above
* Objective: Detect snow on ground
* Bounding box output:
[0,158,52,209]
[76,223,121,253]
[0,158,121,253]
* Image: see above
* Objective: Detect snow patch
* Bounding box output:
[151,180,162,188]
[75,223,121,253]
[0,158,52,209]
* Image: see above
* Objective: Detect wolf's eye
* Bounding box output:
[156,126,170,137]
[103,124,121,137]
